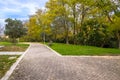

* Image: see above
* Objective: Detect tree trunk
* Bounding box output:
[101,39,105,48]
[107,14,113,23]
[63,18,69,44]
[73,4,76,44]
[66,21,69,44]
[61,0,69,44]
[118,34,120,49]
[118,40,120,49]
[116,31,120,49]
[54,28,57,42]
[12,38,17,45]
[81,4,85,27]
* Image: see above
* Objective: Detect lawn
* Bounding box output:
[0,55,20,79]
[0,42,29,52]
[50,43,120,56]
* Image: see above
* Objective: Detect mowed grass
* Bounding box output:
[0,55,20,79]
[0,42,29,51]
[50,43,120,56]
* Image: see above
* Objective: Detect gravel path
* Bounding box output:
[9,43,120,80]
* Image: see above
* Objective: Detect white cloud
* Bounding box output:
[1,7,21,13]
[0,19,5,26]
[0,0,48,26]
[21,3,40,15]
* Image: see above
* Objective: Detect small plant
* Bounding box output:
[47,40,53,46]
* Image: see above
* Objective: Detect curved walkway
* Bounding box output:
[8,43,120,80]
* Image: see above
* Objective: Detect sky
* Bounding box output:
[0,0,48,26]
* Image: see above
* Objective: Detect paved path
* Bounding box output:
[9,43,120,80]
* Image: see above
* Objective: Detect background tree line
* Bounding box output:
[23,0,120,49]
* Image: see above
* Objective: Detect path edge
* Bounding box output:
[43,44,62,56]
[1,44,31,80]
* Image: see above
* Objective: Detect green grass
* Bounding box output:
[50,43,120,56]
[0,55,20,79]
[0,42,29,51]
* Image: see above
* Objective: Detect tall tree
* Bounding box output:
[4,18,26,43]
[67,0,79,44]
[110,16,120,49]
[46,0,71,44]
[25,15,42,42]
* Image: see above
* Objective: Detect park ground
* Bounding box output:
[0,42,120,80]
[50,43,120,56]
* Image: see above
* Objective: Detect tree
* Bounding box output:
[110,16,120,49]
[36,9,52,42]
[46,0,71,44]
[4,18,26,43]
[25,15,42,42]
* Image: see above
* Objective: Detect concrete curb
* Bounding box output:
[43,44,62,56]
[1,44,31,80]
[62,55,120,59]
[0,52,23,55]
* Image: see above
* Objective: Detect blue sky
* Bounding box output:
[0,0,48,26]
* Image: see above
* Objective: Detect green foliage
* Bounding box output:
[25,16,42,42]
[109,16,120,48]
[24,0,120,48]
[78,19,111,47]
[24,9,52,42]
[4,18,27,43]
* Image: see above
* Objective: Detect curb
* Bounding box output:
[43,44,62,56]
[1,44,31,80]
[0,52,23,55]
